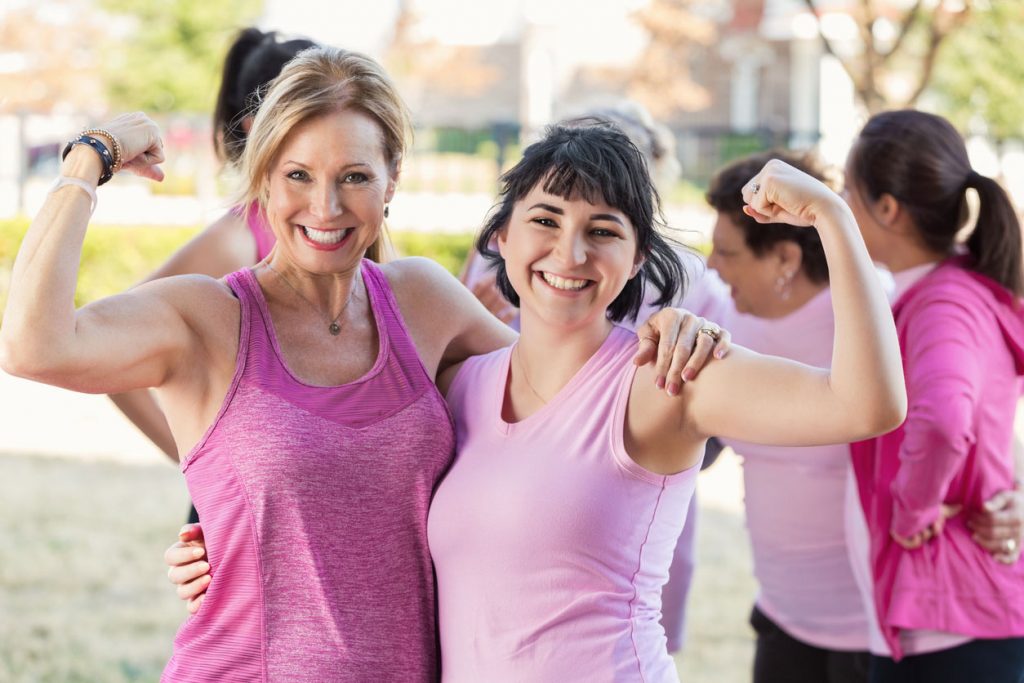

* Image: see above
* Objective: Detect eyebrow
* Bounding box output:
[283,160,371,170]
[529,203,625,226]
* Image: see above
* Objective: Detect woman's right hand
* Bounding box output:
[164,523,211,614]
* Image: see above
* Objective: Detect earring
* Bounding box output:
[384,204,389,219]
[774,271,794,301]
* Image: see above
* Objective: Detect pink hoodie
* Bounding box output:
[850,258,1024,660]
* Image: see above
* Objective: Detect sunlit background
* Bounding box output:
[2,1,1023,680]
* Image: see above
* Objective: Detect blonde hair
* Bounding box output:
[240,46,411,262]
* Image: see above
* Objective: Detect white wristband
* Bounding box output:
[49,176,98,215]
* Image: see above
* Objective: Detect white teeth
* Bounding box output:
[541,272,589,291]
[302,226,349,244]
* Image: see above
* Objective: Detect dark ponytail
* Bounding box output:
[850,110,1024,297]
[213,28,316,165]
[965,171,1024,297]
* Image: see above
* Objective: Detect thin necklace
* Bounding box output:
[514,345,549,404]
[264,262,356,336]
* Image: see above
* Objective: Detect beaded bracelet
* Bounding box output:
[81,128,123,173]
[61,134,114,185]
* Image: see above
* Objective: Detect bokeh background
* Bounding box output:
[2,0,1023,680]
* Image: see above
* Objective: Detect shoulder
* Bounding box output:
[900,267,990,326]
[380,255,458,292]
[380,256,478,314]
[145,210,256,282]
[437,346,505,398]
[139,273,240,329]
[200,209,259,261]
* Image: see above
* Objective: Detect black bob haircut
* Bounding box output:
[477,119,689,323]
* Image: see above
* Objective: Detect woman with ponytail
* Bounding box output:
[843,109,1024,682]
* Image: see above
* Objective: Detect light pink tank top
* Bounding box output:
[428,325,698,682]
[163,261,454,682]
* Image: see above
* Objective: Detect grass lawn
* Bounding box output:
[0,452,755,682]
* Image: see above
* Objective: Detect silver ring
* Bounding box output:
[1006,538,1018,553]
[749,182,761,195]
[698,326,721,343]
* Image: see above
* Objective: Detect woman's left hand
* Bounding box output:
[891,503,962,549]
[741,159,846,228]
[634,308,731,397]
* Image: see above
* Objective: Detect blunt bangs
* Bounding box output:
[477,120,688,322]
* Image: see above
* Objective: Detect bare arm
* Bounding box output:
[688,163,905,444]
[631,161,906,472]
[109,392,178,461]
[108,211,259,463]
[386,256,518,379]
[0,114,199,396]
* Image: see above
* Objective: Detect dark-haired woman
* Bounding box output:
[426,122,905,681]
[108,28,318,485]
[702,149,875,683]
[843,110,1024,682]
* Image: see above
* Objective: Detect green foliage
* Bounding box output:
[663,178,709,206]
[929,2,1024,141]
[0,219,200,316]
[99,0,261,113]
[0,218,474,323]
[390,231,475,275]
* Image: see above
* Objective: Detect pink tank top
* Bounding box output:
[163,260,454,682]
[428,325,698,682]
[232,201,276,261]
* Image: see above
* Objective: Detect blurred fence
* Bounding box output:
[6,112,1023,224]
[674,126,821,187]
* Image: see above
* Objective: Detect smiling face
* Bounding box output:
[263,108,396,274]
[707,212,785,316]
[497,181,641,331]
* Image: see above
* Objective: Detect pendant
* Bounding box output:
[329,322,341,336]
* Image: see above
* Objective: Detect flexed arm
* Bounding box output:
[0,113,197,396]
[631,161,906,472]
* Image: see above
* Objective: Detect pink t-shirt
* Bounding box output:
[429,325,699,682]
[715,287,872,651]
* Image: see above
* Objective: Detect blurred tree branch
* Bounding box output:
[801,0,972,113]
[929,1,1024,141]
[628,0,718,118]
[385,1,502,99]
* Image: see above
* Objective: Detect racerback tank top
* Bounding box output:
[163,260,454,682]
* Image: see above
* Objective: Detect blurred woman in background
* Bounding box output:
[844,110,1024,683]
